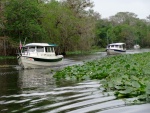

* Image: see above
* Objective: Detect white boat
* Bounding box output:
[134,44,140,49]
[17,43,63,69]
[106,43,126,55]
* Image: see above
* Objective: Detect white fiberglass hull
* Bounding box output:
[106,49,126,55]
[134,45,140,49]
[18,55,63,69]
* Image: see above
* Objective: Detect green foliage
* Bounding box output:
[54,52,150,102]
[40,0,96,54]
[2,0,150,53]
[1,0,97,54]
[0,56,16,59]
[95,12,150,48]
[4,0,47,44]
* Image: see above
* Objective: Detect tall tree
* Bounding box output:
[62,0,96,52]
[109,12,137,25]
[64,0,94,15]
[41,0,97,54]
[4,0,46,45]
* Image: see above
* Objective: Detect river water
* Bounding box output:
[0,49,150,113]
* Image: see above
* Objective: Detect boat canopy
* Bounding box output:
[24,43,57,47]
[108,43,125,46]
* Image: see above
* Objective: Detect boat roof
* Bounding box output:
[108,43,125,46]
[24,43,57,47]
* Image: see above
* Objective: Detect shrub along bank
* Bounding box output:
[0,56,16,60]
[54,52,150,103]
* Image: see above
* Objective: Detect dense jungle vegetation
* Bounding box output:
[0,0,150,55]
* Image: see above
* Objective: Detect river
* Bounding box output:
[0,49,150,113]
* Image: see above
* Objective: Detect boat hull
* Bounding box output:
[106,49,126,55]
[18,55,63,69]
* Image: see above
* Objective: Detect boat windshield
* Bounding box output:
[29,47,35,52]
[45,47,55,52]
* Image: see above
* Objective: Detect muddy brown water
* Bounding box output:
[0,50,150,113]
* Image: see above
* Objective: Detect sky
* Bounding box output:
[92,0,150,19]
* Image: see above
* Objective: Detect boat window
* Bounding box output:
[52,47,55,52]
[115,45,118,48]
[37,46,44,52]
[45,47,52,52]
[29,47,35,52]
[111,45,114,48]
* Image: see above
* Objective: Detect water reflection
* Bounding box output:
[0,68,19,96]
[18,69,54,90]
[1,68,149,113]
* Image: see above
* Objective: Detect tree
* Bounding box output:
[95,19,111,47]
[147,15,150,21]
[0,0,5,36]
[106,12,148,48]
[62,0,96,52]
[40,0,97,54]
[64,0,94,15]
[109,12,137,25]
[4,0,46,45]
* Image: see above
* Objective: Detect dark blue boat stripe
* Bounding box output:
[113,49,126,52]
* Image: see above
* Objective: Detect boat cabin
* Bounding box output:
[21,43,57,56]
[107,43,126,50]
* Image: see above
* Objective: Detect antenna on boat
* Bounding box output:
[23,37,27,46]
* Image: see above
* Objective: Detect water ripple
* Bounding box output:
[0,80,149,113]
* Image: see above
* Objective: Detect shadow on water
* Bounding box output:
[0,50,150,112]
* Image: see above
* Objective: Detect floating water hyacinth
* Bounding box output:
[54,52,150,102]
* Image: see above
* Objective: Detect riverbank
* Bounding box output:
[0,65,14,68]
[65,47,105,56]
[54,52,150,103]
[0,56,16,60]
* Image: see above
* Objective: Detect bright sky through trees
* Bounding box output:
[93,0,150,19]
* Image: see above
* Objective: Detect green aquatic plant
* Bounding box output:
[54,52,150,102]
